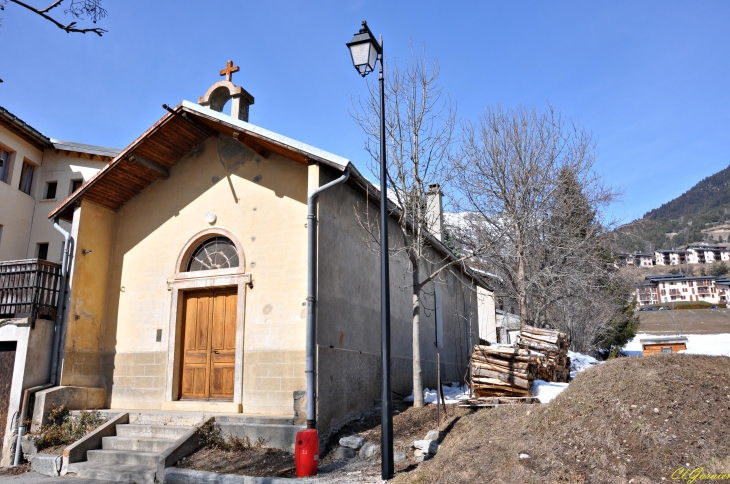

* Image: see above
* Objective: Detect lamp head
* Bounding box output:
[346,20,382,77]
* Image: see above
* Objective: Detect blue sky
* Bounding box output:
[2,1,729,223]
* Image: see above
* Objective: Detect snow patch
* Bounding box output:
[568,350,601,378]
[623,333,730,357]
[403,382,470,404]
[531,380,569,403]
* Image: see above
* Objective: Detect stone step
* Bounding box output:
[87,409,207,427]
[116,423,191,439]
[214,414,296,425]
[102,435,176,453]
[86,449,160,467]
[67,462,156,484]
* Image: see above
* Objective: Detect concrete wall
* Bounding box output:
[0,318,54,466]
[315,165,480,436]
[101,136,308,415]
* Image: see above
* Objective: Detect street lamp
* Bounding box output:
[346,20,394,480]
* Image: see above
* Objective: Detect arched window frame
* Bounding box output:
[174,227,246,276]
[186,236,240,272]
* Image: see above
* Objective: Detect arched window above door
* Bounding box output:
[186,236,240,272]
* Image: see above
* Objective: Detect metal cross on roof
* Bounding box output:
[219,60,240,82]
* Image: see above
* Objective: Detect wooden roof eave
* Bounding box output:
[48,105,196,222]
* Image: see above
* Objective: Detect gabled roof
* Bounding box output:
[0,105,53,151]
[47,100,492,291]
[48,101,352,221]
[51,139,120,159]
[640,336,688,345]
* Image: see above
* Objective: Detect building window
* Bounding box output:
[70,178,83,195]
[0,148,10,183]
[661,347,672,354]
[37,243,49,261]
[45,181,57,200]
[0,225,3,246]
[186,236,239,271]
[19,161,35,195]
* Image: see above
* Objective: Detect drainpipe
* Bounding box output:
[13,384,52,466]
[13,219,73,465]
[305,165,350,429]
[51,217,72,386]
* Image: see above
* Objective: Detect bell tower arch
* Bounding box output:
[198,60,255,122]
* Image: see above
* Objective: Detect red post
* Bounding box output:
[295,429,319,477]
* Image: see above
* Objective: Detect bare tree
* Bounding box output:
[352,46,477,406]
[454,104,627,352]
[1,0,107,35]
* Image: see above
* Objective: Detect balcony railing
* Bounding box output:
[0,259,62,322]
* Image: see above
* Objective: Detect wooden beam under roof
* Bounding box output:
[128,154,170,179]
[232,131,270,159]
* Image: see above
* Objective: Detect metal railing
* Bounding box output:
[0,259,62,321]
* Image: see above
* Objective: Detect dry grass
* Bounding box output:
[398,354,730,483]
[28,405,105,453]
[177,422,294,477]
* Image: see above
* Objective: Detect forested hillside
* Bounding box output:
[616,164,730,252]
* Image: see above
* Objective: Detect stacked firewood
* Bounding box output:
[470,346,539,397]
[516,325,571,383]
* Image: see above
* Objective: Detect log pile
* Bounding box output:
[470,346,540,397]
[516,325,571,383]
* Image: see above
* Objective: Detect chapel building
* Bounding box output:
[0,66,492,466]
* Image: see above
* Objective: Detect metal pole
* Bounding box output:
[378,36,394,480]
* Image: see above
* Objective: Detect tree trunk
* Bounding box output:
[411,256,424,407]
[517,228,529,326]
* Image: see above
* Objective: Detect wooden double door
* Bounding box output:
[180,289,237,400]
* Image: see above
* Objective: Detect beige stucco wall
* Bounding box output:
[102,136,308,415]
[60,200,117,388]
[0,127,42,261]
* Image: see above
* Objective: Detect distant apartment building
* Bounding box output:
[686,244,730,265]
[654,249,690,266]
[634,274,729,306]
[615,252,655,268]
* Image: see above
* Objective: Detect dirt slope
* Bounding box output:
[400,354,730,484]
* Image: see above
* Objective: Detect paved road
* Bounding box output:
[0,472,107,484]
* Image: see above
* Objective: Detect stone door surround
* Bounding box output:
[165,227,251,410]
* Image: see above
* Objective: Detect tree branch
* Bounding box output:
[9,0,106,36]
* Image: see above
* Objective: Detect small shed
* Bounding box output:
[640,336,688,356]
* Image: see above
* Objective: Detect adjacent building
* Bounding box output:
[0,107,118,263]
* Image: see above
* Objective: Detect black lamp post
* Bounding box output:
[346,20,394,480]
